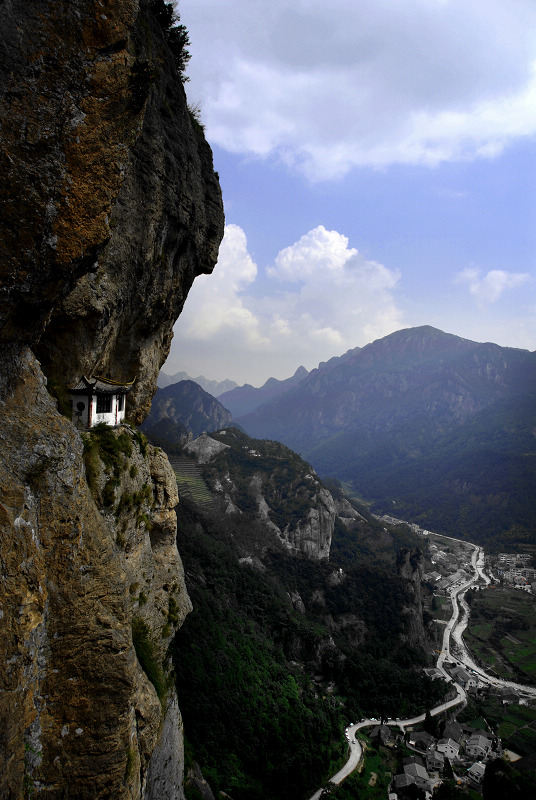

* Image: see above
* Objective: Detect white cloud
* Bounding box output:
[454,267,531,305]
[169,224,403,383]
[174,223,267,345]
[180,0,536,179]
[269,226,357,281]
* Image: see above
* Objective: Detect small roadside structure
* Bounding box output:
[370,724,394,745]
[450,665,479,691]
[69,376,134,429]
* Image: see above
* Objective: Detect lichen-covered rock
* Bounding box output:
[0,0,224,423]
[0,1,224,798]
[0,350,192,798]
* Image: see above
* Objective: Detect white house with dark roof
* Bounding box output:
[69,376,134,429]
[465,734,492,759]
[437,738,460,760]
[467,762,486,786]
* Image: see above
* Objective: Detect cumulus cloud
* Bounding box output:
[180,0,536,179]
[454,267,531,305]
[173,224,267,345]
[170,224,403,384]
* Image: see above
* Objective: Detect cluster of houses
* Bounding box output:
[372,719,500,798]
[439,662,521,706]
[487,553,536,590]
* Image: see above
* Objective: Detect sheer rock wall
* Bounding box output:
[0,1,224,797]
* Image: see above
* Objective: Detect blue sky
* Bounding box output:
[164,0,536,386]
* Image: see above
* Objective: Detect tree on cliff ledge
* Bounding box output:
[147,0,191,79]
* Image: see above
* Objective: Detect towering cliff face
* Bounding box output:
[1,0,223,421]
[396,547,427,648]
[0,1,224,798]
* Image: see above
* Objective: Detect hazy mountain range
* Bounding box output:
[142,379,232,443]
[158,370,238,396]
[151,326,536,546]
[232,326,536,546]
[217,365,309,417]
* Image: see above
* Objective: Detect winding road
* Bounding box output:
[308,537,536,799]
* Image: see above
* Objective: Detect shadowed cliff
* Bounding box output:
[0,1,224,798]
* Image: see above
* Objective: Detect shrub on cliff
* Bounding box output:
[147,0,191,79]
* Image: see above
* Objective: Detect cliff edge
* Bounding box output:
[0,1,224,798]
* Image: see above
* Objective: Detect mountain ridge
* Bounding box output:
[218,364,309,417]
[235,326,536,544]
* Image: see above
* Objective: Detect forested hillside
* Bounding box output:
[164,430,448,800]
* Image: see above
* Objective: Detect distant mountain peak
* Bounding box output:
[218,365,310,418]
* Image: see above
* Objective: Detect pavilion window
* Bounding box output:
[96,394,112,413]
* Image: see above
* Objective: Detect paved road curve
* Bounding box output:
[307,538,535,799]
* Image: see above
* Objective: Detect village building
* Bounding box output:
[393,773,414,792]
[69,376,134,429]
[403,762,429,789]
[450,665,479,691]
[442,721,463,743]
[409,730,436,751]
[437,738,460,760]
[466,761,486,787]
[370,724,394,745]
[426,747,445,772]
[423,667,444,681]
[465,734,492,759]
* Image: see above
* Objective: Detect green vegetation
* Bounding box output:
[329,744,393,799]
[124,747,136,783]
[146,0,191,79]
[132,616,167,703]
[46,377,71,418]
[82,423,133,504]
[172,495,447,800]
[173,500,346,799]
[482,756,536,800]
[458,695,536,758]
[132,428,148,458]
[203,428,337,531]
[464,586,536,682]
[312,389,536,549]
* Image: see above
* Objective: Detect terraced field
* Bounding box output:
[464,586,536,681]
[168,456,214,509]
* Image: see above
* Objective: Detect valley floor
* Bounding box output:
[308,527,536,799]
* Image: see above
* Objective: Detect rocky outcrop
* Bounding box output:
[187,430,336,560]
[1,0,224,423]
[0,1,224,797]
[0,350,192,798]
[185,432,231,465]
[396,547,426,649]
[276,485,335,560]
